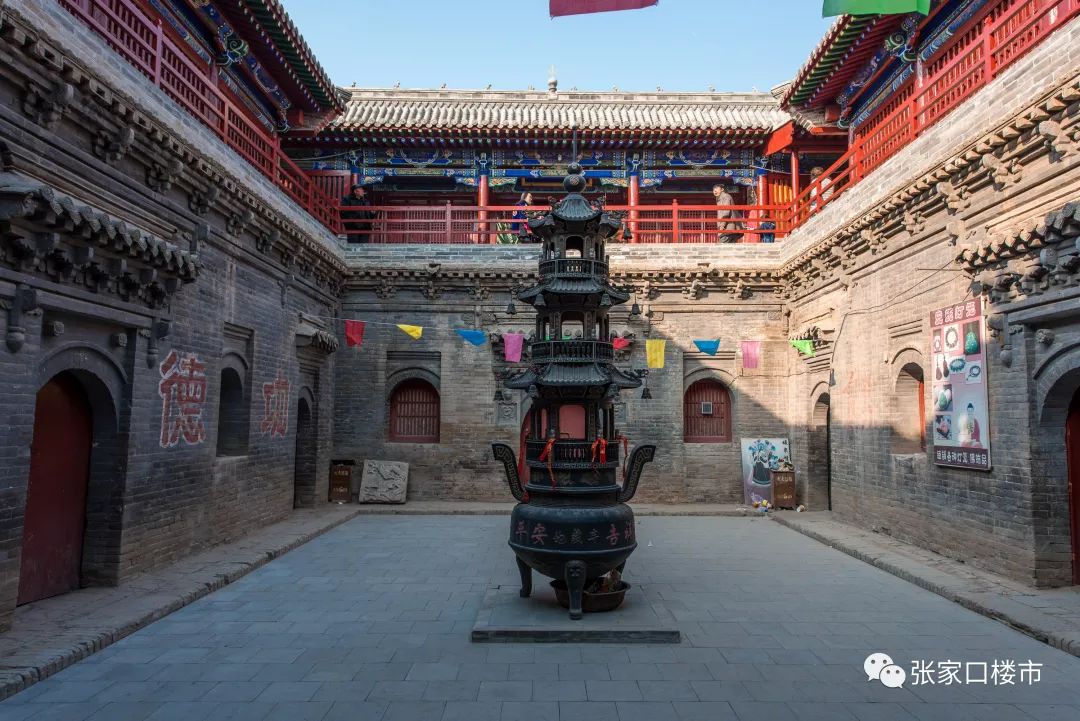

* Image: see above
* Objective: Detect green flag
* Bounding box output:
[790,339,816,357]
[823,0,930,16]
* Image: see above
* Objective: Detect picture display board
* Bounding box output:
[929,298,991,470]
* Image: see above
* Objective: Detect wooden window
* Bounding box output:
[389,379,440,443]
[683,380,732,442]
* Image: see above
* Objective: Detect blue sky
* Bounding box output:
[278,0,835,93]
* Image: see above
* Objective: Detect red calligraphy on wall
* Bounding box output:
[260,375,290,438]
[158,349,207,448]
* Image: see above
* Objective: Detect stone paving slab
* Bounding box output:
[472,585,680,644]
[0,505,363,701]
[772,511,1080,659]
[3,514,1079,720]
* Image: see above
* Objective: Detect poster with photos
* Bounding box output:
[929,298,991,470]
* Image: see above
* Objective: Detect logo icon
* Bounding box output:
[865,652,906,688]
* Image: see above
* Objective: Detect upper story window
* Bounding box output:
[683,379,732,443]
[389,379,440,443]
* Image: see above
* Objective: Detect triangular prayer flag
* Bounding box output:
[344,320,365,348]
[612,337,631,350]
[741,340,761,369]
[646,339,666,369]
[822,0,929,17]
[790,339,816,357]
[504,333,525,362]
[693,339,720,356]
[456,329,486,346]
[397,324,423,340]
[551,0,658,17]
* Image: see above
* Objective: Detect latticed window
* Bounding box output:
[683,380,731,443]
[389,380,440,443]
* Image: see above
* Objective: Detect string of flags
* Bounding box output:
[341,319,814,366]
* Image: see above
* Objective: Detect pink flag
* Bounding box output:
[551,0,658,16]
[504,333,525,362]
[741,340,761,369]
[612,337,631,350]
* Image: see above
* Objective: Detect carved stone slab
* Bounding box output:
[358,460,409,504]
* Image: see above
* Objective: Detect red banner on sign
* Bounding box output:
[550,0,658,17]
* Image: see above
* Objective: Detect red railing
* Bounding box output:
[339,203,790,244]
[58,0,343,234]
[793,0,1078,225]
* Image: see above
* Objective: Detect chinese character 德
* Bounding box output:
[158,349,207,448]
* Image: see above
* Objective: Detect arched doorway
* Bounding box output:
[294,396,316,508]
[1068,389,1080,583]
[19,373,93,605]
[808,393,831,510]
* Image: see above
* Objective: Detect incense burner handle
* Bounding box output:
[617,444,656,503]
[492,443,526,502]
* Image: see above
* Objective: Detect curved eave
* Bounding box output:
[784,15,880,107]
[517,281,630,302]
[225,0,345,113]
[303,126,775,146]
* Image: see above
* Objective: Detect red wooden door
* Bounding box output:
[1068,389,1080,584]
[19,374,92,605]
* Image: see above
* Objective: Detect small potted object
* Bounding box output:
[551,569,630,613]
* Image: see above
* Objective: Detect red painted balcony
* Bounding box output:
[57,0,343,234]
[337,203,790,244]
[791,0,1079,227]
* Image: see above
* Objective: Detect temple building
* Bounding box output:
[0,0,1079,636]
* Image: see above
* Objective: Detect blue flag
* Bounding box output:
[693,339,720,356]
[456,329,486,346]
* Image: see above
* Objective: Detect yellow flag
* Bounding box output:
[646,339,666,369]
[397,324,423,340]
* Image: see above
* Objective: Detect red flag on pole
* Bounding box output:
[344,320,366,348]
[550,0,658,17]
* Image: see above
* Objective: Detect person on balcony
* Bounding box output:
[713,184,741,242]
[341,184,375,243]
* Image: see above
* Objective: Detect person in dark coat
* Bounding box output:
[341,184,374,243]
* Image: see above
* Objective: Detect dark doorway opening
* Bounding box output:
[808,393,832,510]
[294,396,316,508]
[19,373,93,605]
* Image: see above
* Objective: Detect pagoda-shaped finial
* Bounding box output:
[548,65,558,97]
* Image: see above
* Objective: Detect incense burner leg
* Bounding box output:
[516,556,532,598]
[565,560,586,620]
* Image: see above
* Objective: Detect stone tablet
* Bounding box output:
[358,460,409,503]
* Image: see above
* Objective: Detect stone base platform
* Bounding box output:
[471,583,680,644]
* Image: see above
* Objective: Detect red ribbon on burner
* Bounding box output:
[538,437,557,488]
[590,436,608,467]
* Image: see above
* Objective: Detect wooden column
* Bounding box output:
[790,149,800,201]
[478,173,490,243]
[627,173,639,243]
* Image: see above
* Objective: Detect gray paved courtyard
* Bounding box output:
[2,515,1079,721]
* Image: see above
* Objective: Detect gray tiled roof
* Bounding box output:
[332,88,791,133]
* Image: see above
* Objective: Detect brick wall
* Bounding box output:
[0,3,342,630]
